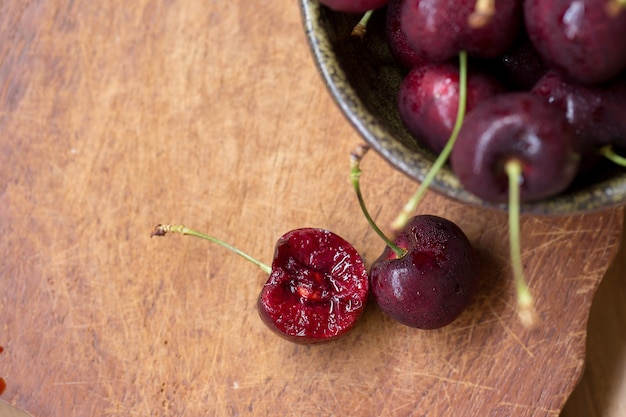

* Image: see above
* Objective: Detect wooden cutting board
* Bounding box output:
[0,1,624,416]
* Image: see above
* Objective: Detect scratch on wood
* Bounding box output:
[496,401,560,416]
[489,302,535,359]
[395,369,496,391]
[441,381,454,411]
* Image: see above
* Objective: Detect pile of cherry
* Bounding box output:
[346,0,626,204]
[152,0,626,345]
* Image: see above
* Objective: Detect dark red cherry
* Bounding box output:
[318,0,389,13]
[370,215,479,329]
[450,92,581,203]
[524,0,626,85]
[385,0,427,69]
[532,70,626,150]
[258,228,369,344]
[400,0,522,62]
[398,60,504,153]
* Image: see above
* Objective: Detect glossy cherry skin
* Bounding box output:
[258,228,369,344]
[400,0,522,62]
[385,0,427,69]
[450,92,581,203]
[532,70,626,150]
[398,61,504,153]
[524,0,626,84]
[318,0,389,13]
[370,215,479,329]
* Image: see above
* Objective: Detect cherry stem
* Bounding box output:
[599,145,626,167]
[350,145,408,258]
[469,0,495,28]
[505,160,538,329]
[151,224,272,275]
[606,0,626,17]
[391,50,469,232]
[351,10,374,38]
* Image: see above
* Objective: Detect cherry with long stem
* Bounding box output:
[151,224,371,343]
[504,160,538,329]
[352,147,479,329]
[391,50,469,232]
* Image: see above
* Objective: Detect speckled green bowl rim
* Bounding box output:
[299,0,626,215]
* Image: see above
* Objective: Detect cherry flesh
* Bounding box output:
[398,60,504,153]
[369,215,479,329]
[258,228,369,344]
[450,92,581,203]
[524,0,626,85]
[400,0,522,62]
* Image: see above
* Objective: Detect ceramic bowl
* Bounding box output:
[299,0,626,215]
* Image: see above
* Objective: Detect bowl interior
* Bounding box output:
[299,0,626,215]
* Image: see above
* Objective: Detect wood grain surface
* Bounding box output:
[0,1,624,416]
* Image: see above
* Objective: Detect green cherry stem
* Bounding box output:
[599,145,626,167]
[350,145,408,258]
[351,9,374,38]
[505,160,538,329]
[391,50,469,232]
[151,224,272,274]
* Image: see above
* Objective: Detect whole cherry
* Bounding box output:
[531,70,626,150]
[370,215,479,329]
[524,0,626,85]
[350,145,479,329]
[400,0,522,62]
[450,92,583,327]
[450,92,581,204]
[398,59,504,154]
